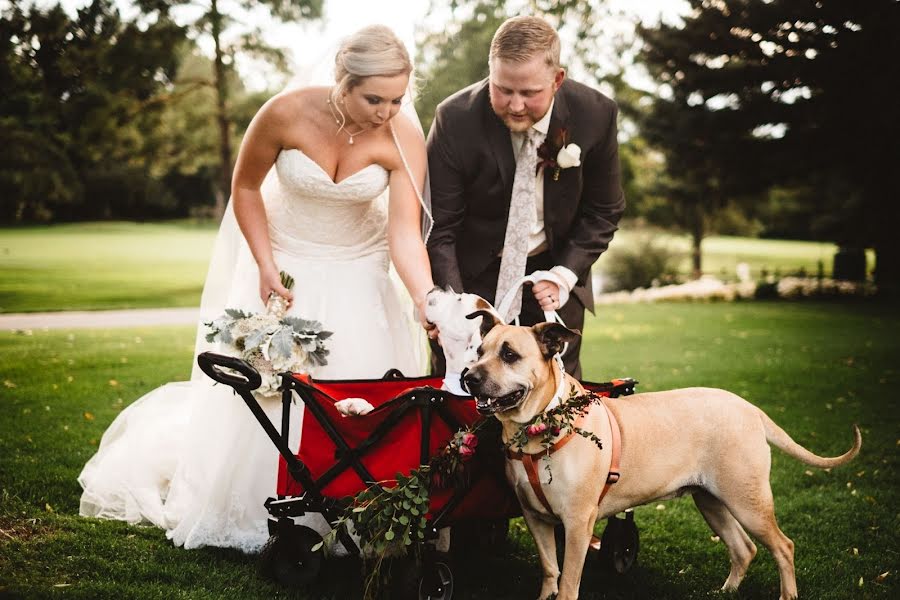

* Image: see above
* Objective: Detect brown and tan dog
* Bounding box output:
[463,313,862,600]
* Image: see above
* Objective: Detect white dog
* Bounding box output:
[423,287,503,395]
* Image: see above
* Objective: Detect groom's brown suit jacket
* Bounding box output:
[426,78,625,314]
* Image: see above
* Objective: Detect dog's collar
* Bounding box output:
[543,354,568,413]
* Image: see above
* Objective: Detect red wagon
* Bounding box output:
[197,351,636,598]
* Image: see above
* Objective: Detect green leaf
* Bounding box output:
[398,515,409,525]
[384,530,395,541]
[269,326,293,360]
[244,328,267,351]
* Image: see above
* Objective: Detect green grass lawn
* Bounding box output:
[0,221,875,313]
[0,222,215,313]
[1,302,897,598]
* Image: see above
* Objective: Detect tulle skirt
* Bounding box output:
[79,234,427,553]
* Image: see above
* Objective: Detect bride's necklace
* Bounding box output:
[326,94,370,145]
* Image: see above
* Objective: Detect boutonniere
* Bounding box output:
[536,127,581,181]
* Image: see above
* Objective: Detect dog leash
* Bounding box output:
[496,273,571,357]
[506,397,622,515]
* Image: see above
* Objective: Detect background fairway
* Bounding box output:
[1,301,897,599]
[0,221,874,313]
[0,222,215,313]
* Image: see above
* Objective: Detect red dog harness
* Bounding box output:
[506,399,622,515]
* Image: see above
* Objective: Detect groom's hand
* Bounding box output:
[532,280,561,311]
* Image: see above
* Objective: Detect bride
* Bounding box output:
[78,25,435,553]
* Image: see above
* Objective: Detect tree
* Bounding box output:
[135,0,323,217]
[636,0,900,288]
[0,0,185,222]
[151,48,273,216]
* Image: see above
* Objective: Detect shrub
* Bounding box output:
[599,234,683,292]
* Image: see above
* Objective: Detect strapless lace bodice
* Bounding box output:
[262,149,390,260]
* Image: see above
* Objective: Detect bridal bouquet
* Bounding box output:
[204,271,332,396]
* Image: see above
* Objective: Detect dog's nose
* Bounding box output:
[464,369,482,390]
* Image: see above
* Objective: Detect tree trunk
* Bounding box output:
[210,0,232,219]
[874,239,900,299]
[690,203,704,279]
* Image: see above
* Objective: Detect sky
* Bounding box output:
[48,0,690,91]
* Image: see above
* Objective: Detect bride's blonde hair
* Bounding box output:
[332,25,412,97]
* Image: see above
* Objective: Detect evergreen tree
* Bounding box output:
[636,0,900,288]
[0,0,184,221]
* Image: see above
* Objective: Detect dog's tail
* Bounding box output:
[761,411,861,468]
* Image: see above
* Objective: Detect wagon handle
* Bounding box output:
[197,352,262,393]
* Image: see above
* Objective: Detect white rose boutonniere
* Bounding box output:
[536,127,581,181]
[556,143,582,169]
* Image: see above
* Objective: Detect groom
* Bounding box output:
[426,15,625,378]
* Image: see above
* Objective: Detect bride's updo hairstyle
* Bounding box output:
[333,25,412,97]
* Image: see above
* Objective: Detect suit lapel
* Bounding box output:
[484,96,515,201]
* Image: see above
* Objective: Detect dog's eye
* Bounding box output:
[476,346,484,358]
[500,343,520,364]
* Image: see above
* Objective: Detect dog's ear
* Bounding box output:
[532,322,582,359]
[466,309,501,339]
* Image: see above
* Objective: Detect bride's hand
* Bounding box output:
[259,268,293,306]
[415,297,440,341]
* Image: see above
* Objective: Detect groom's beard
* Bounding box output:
[501,113,536,133]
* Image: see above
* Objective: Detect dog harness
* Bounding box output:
[505,368,623,515]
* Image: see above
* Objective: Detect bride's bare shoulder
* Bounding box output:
[256,86,330,125]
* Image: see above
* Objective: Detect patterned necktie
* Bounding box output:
[495,129,541,321]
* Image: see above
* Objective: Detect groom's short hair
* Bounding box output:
[489,16,561,70]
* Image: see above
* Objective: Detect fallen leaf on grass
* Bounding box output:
[108,379,119,387]
[711,536,720,543]
[3,380,16,388]
[53,584,71,588]
[859,576,864,587]
[83,412,95,421]
[45,503,53,513]
[875,571,890,583]
[853,547,859,556]
[656,504,665,510]
[805,470,814,476]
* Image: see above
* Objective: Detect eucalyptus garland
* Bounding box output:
[317,420,488,598]
[505,387,605,483]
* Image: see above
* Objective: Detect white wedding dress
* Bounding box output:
[78,146,428,553]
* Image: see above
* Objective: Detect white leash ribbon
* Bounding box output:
[544,353,568,412]
[496,272,571,357]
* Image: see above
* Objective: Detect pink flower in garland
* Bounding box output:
[461,432,479,448]
[526,422,549,436]
[458,444,476,460]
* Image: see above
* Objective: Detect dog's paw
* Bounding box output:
[334,398,374,417]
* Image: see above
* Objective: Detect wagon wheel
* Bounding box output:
[259,524,325,587]
[596,510,640,574]
[390,554,455,600]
